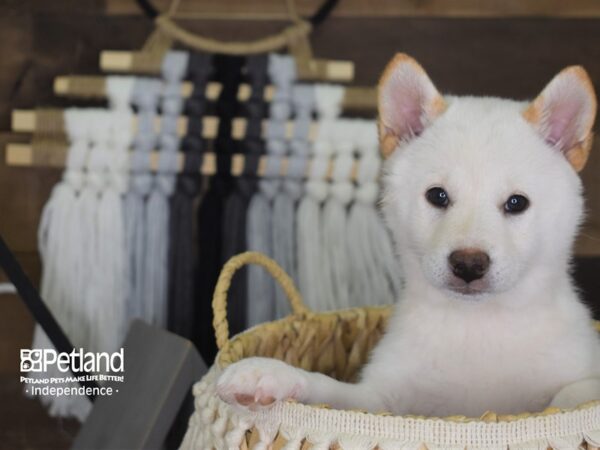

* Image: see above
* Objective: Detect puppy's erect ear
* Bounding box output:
[378,53,447,158]
[523,66,597,172]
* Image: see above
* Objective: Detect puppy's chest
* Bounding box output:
[392,317,553,379]
[443,335,548,382]
[366,309,583,415]
[391,302,580,366]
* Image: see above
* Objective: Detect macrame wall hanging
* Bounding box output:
[271,83,314,318]
[195,55,245,362]
[168,52,212,339]
[297,84,344,311]
[145,51,188,328]
[126,78,162,324]
[30,78,134,420]
[89,79,133,353]
[246,54,297,326]
[322,119,356,309]
[6,0,405,421]
[32,109,94,420]
[348,122,403,306]
[221,54,269,337]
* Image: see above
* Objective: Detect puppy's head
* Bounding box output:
[379,54,596,299]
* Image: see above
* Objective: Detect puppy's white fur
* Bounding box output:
[217,54,600,417]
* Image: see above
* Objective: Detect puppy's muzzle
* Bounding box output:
[449,249,490,283]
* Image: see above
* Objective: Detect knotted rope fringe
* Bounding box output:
[31,109,94,420]
[321,119,357,309]
[221,54,268,336]
[195,55,244,363]
[90,77,133,352]
[272,84,314,318]
[348,121,402,306]
[144,51,188,327]
[30,86,133,419]
[126,78,162,322]
[246,54,296,326]
[76,111,107,353]
[168,52,212,339]
[297,84,344,311]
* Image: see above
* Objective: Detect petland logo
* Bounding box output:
[21,348,124,373]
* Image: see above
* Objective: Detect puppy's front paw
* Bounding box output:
[216,357,307,410]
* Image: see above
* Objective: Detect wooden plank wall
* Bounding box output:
[107,0,600,18]
[2,1,600,374]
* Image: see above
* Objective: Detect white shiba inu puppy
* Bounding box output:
[217,54,600,417]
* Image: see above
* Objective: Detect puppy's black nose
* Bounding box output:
[449,249,490,283]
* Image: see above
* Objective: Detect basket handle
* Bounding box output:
[212,251,310,350]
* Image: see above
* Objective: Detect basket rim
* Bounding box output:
[197,365,600,447]
[234,393,600,447]
[215,305,600,424]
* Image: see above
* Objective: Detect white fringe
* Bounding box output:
[347,120,402,306]
[126,78,162,323]
[246,54,296,325]
[271,84,314,318]
[29,78,134,420]
[142,51,188,327]
[297,84,344,311]
[321,119,357,309]
[31,109,94,420]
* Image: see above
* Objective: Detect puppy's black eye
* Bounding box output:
[504,194,529,214]
[426,187,450,208]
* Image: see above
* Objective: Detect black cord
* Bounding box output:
[137,0,158,18]
[135,0,339,26]
[309,0,339,26]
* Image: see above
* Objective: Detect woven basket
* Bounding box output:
[180,252,600,450]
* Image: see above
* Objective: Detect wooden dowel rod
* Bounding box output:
[100,50,355,82]
[12,110,37,133]
[54,77,266,102]
[53,75,377,110]
[4,143,362,181]
[11,109,320,141]
[6,143,34,166]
